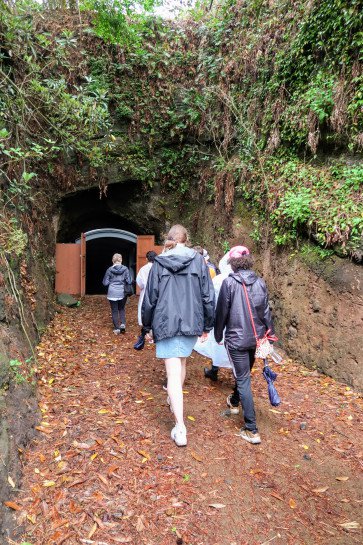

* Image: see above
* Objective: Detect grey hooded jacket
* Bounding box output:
[102,264,132,300]
[141,246,215,342]
[214,269,274,351]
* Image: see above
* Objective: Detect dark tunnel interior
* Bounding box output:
[86,237,136,295]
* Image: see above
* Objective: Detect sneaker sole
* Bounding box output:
[239,433,261,445]
[174,440,187,447]
[171,433,187,447]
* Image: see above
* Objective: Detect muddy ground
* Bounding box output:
[5,296,363,545]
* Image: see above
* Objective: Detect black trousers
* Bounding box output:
[227,348,257,432]
[109,298,127,329]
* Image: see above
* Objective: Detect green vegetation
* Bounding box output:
[0,0,362,258]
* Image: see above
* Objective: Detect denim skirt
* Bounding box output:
[156,335,198,359]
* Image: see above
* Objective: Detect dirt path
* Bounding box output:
[11,296,363,545]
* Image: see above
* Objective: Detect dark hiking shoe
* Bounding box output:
[239,428,261,444]
[204,366,218,381]
[133,335,145,350]
[226,394,240,415]
[120,324,126,334]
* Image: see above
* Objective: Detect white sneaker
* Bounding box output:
[113,329,120,334]
[171,423,187,447]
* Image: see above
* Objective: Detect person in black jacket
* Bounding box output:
[214,246,275,445]
[142,224,215,447]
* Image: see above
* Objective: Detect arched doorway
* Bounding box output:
[55,231,162,296]
[75,229,137,295]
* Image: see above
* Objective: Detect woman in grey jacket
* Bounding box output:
[142,225,215,447]
[214,246,275,445]
[103,253,132,334]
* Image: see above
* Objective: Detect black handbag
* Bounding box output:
[124,282,134,296]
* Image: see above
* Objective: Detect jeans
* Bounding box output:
[109,298,127,329]
[227,348,257,432]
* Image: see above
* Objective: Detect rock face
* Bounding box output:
[266,251,363,390]
[228,214,363,390]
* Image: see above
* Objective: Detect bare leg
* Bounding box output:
[165,357,184,426]
[181,357,187,387]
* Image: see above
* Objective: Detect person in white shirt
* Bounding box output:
[134,251,157,350]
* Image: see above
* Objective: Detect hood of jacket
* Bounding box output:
[154,251,197,273]
[229,269,259,285]
[110,264,127,275]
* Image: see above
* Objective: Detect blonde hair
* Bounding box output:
[112,253,122,264]
[164,224,190,251]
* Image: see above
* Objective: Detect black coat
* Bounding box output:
[141,248,215,342]
[214,270,274,351]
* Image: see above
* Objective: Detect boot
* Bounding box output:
[133,334,145,350]
[204,365,219,381]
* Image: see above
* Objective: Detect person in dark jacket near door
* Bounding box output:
[142,224,215,447]
[103,253,132,334]
[214,245,274,445]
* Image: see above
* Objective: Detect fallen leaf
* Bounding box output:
[8,476,15,488]
[67,478,87,488]
[98,409,110,414]
[339,521,360,530]
[88,522,97,539]
[336,476,349,481]
[137,450,150,460]
[289,498,297,509]
[270,492,284,502]
[107,464,120,476]
[35,426,51,434]
[43,480,56,487]
[312,486,329,493]
[191,451,203,462]
[72,441,91,450]
[187,415,195,421]
[27,513,37,524]
[97,474,109,486]
[250,469,263,475]
[4,501,22,511]
[135,516,145,532]
[209,503,226,509]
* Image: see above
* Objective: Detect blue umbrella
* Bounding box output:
[263,360,281,406]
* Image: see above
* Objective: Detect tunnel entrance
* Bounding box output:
[55,182,164,296]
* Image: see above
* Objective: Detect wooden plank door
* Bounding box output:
[80,233,86,297]
[55,244,81,295]
[136,235,156,273]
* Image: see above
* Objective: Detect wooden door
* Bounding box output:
[55,244,81,295]
[136,235,156,273]
[80,233,86,297]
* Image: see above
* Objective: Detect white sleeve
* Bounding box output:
[136,264,148,289]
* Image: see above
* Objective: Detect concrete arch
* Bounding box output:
[75,228,137,244]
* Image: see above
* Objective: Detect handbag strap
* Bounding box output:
[240,279,259,342]
[240,278,278,344]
